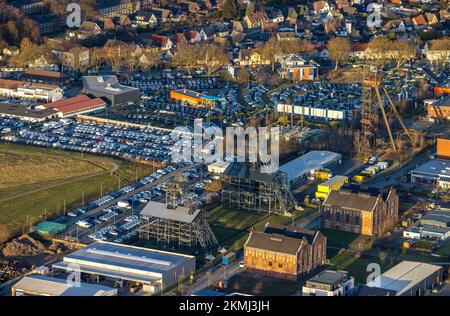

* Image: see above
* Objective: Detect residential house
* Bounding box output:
[113,14,132,28]
[349,43,368,60]
[383,19,406,33]
[174,33,188,46]
[303,270,355,296]
[98,17,117,31]
[51,41,90,69]
[133,12,158,28]
[321,186,399,236]
[200,26,216,41]
[150,35,173,51]
[76,21,103,40]
[276,32,297,42]
[150,8,173,22]
[423,42,450,64]
[266,7,285,24]
[238,49,269,67]
[335,0,350,9]
[425,13,439,25]
[180,1,201,14]
[312,1,332,14]
[284,7,298,25]
[214,23,230,37]
[278,53,319,81]
[244,223,327,280]
[186,30,202,43]
[198,0,213,10]
[412,15,427,29]
[244,11,269,29]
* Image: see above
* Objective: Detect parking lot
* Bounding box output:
[56,162,214,244]
[1,118,181,164]
[271,82,362,115]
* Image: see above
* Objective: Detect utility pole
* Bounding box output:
[63,199,66,216]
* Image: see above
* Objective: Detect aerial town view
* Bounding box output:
[0,0,449,306]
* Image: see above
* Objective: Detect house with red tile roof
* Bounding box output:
[150,34,173,51]
[412,15,427,29]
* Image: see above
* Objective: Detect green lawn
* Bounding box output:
[0,142,155,243]
[320,228,360,248]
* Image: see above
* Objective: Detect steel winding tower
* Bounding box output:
[361,65,413,152]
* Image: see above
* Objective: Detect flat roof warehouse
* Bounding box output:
[52,241,196,294]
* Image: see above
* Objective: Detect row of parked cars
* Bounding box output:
[244,85,269,108]
[7,120,178,163]
[270,82,362,110]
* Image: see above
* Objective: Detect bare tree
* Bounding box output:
[367,36,393,68]
[392,39,415,69]
[89,47,105,73]
[328,37,351,70]
[173,44,199,74]
[200,44,230,75]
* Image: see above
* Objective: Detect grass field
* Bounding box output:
[0,142,155,244]
[320,228,360,249]
[208,206,311,252]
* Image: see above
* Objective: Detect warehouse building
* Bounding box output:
[12,274,117,296]
[170,89,223,107]
[244,223,327,280]
[302,270,355,296]
[52,241,195,294]
[322,185,399,236]
[410,159,450,189]
[20,68,69,87]
[404,209,450,240]
[0,79,63,102]
[361,261,443,296]
[0,103,60,122]
[82,75,140,106]
[277,103,349,121]
[279,150,342,189]
[38,95,107,117]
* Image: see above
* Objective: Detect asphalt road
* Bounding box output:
[368,150,430,189]
[167,260,243,296]
[60,162,202,243]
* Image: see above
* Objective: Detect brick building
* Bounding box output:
[321,186,398,236]
[244,223,327,280]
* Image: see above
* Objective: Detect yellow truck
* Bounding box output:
[352,174,366,183]
[315,176,348,199]
[314,169,332,181]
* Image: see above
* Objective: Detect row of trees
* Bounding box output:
[172,43,229,75]
[256,37,315,71]
[0,4,41,48]
[327,36,417,71]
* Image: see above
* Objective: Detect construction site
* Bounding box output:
[138,174,218,252]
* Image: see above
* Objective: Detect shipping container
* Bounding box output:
[222,252,236,265]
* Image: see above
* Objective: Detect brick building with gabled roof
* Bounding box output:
[321,185,398,236]
[244,223,327,280]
